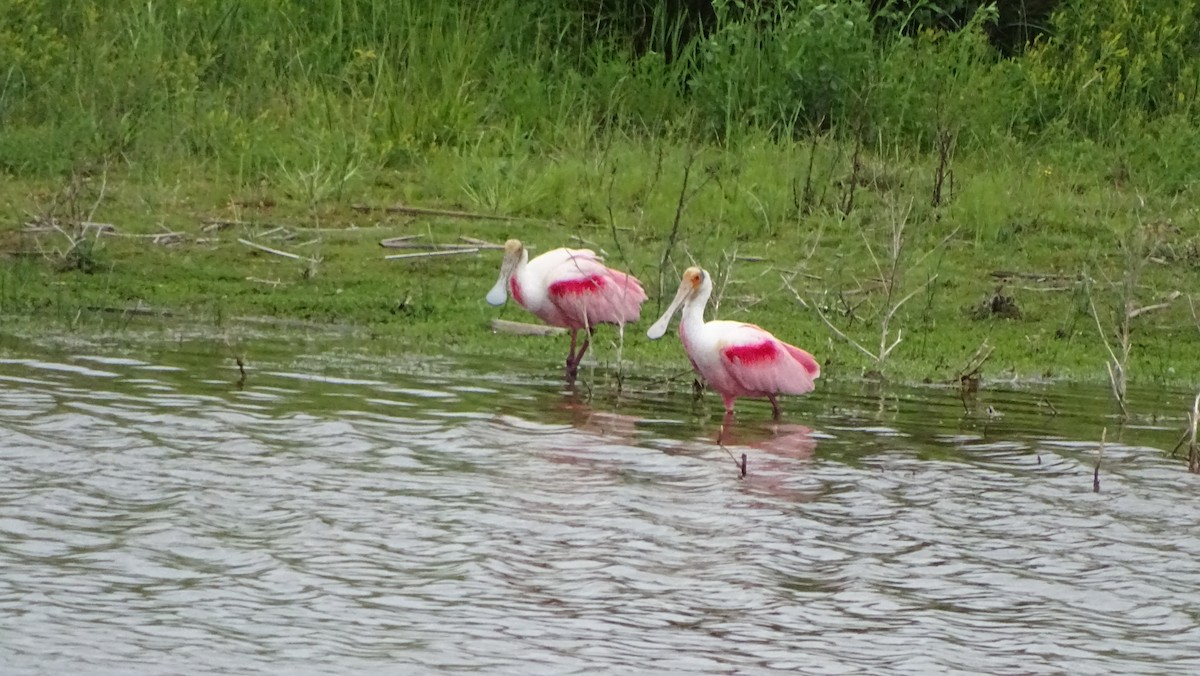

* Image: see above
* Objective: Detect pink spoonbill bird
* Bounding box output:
[647,267,820,419]
[487,239,648,381]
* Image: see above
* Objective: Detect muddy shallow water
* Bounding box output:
[1,338,1199,674]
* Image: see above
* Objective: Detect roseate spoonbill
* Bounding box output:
[647,266,820,419]
[487,239,647,381]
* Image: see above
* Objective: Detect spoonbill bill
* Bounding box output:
[487,239,647,381]
[647,267,820,418]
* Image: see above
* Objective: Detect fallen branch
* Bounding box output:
[459,235,502,249]
[246,277,286,287]
[1127,290,1181,319]
[351,203,521,221]
[86,304,173,317]
[990,270,1076,282]
[379,235,424,248]
[237,237,319,263]
[380,240,481,251]
[204,218,330,233]
[200,218,243,231]
[490,319,566,336]
[384,248,479,261]
[24,220,115,234]
[105,231,186,242]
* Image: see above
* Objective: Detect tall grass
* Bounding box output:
[1,0,1197,193]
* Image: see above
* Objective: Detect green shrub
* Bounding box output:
[690,0,875,138]
[1021,0,1200,138]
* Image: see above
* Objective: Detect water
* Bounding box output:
[2,338,1199,674]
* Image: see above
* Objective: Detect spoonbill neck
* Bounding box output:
[679,285,710,333]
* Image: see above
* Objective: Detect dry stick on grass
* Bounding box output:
[202,218,312,232]
[383,248,480,261]
[246,276,285,286]
[237,237,320,264]
[380,240,481,251]
[26,220,115,234]
[379,235,424,247]
[350,203,523,222]
[459,236,502,249]
[201,218,246,231]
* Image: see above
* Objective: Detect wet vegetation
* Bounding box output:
[1,0,1198,409]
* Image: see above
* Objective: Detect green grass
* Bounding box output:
[1,0,1198,405]
[2,133,1197,396]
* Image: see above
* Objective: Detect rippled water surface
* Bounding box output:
[2,339,1200,674]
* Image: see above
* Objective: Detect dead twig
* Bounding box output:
[384,248,480,261]
[1094,428,1105,492]
[200,218,243,232]
[379,235,424,247]
[1127,290,1182,319]
[25,220,116,234]
[237,238,319,263]
[990,270,1077,282]
[351,203,522,221]
[246,277,286,287]
[459,235,502,248]
[86,304,172,317]
[381,241,480,251]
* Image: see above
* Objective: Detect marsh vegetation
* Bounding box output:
[1,0,1198,414]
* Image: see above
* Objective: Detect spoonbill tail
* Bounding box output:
[647,266,820,418]
[487,239,647,381]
